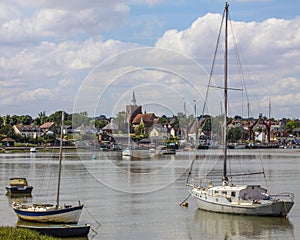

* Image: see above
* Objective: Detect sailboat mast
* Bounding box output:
[56,111,64,208]
[223,2,229,179]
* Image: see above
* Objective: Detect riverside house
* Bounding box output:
[13,124,41,139]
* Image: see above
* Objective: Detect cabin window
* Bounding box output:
[215,191,219,194]
[231,192,236,197]
[222,191,227,195]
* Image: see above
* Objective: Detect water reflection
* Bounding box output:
[6,195,32,208]
[191,209,295,240]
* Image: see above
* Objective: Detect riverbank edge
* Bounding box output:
[0,226,58,240]
[0,146,77,154]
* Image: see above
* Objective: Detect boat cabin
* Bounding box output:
[6,177,33,196]
[210,185,268,201]
[8,178,29,187]
[239,185,268,200]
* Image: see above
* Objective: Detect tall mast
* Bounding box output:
[268,97,271,119]
[56,111,64,208]
[223,2,229,179]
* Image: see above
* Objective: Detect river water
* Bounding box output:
[0,149,299,240]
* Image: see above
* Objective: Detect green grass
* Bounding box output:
[0,226,58,240]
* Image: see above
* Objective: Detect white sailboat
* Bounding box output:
[187,2,294,217]
[12,111,83,223]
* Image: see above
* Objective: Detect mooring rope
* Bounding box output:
[84,205,101,239]
[179,193,192,207]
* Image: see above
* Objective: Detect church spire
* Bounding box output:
[131,91,137,106]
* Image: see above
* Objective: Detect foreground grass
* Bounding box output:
[0,226,58,240]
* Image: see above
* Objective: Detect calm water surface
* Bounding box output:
[0,149,299,240]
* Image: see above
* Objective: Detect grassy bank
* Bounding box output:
[0,226,58,240]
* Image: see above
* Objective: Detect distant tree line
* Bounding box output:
[1,110,300,145]
[0,111,109,144]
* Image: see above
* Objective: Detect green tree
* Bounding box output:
[227,127,242,142]
[0,117,3,128]
[201,115,212,133]
[177,113,194,130]
[5,115,10,125]
[35,111,47,125]
[114,111,126,127]
[158,115,169,125]
[72,112,90,128]
[9,115,18,125]
[286,120,299,134]
[20,115,33,125]
[0,124,16,138]
[210,115,223,134]
[135,123,145,136]
[172,116,180,129]
[95,119,108,129]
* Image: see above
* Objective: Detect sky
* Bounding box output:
[0,0,299,120]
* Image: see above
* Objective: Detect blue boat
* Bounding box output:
[12,203,83,223]
[12,112,83,223]
[17,223,90,238]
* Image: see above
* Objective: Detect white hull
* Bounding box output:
[13,204,83,223]
[191,186,294,217]
[122,149,131,156]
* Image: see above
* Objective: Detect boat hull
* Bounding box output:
[192,192,294,217]
[17,224,90,238]
[13,204,83,223]
[6,186,33,196]
[5,178,33,196]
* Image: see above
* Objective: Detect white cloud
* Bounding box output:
[155,13,300,118]
[233,0,270,2]
[0,2,299,119]
[31,6,130,38]
[128,0,164,7]
[0,1,130,44]
[19,88,53,101]
[0,3,20,21]
[12,0,125,10]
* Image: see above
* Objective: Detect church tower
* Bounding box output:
[131,91,137,105]
[126,91,142,123]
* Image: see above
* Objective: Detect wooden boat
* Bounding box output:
[6,178,33,196]
[187,2,294,217]
[12,112,83,223]
[17,223,90,238]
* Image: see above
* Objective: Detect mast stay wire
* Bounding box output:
[228,12,264,118]
[186,7,227,187]
[228,13,268,187]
